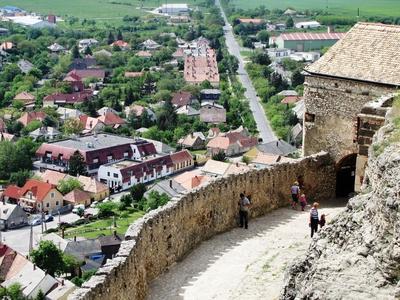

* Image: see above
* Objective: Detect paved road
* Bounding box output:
[147,200,346,300]
[2,210,81,255]
[216,0,276,143]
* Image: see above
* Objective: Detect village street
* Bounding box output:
[147,200,346,299]
[216,0,277,143]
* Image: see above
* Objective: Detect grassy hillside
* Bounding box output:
[0,0,195,18]
[228,0,400,17]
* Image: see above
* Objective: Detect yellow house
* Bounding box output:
[18,179,63,213]
[78,176,109,202]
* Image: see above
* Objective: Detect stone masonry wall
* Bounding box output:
[69,153,335,300]
[281,107,400,300]
[303,75,396,163]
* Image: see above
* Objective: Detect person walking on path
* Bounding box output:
[319,214,326,229]
[299,193,307,211]
[238,193,251,229]
[309,202,319,238]
[290,182,300,210]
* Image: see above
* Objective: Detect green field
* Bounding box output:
[228,0,400,17]
[0,0,195,18]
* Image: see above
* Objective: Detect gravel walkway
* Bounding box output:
[147,201,346,300]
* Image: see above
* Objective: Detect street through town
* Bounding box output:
[216,0,277,143]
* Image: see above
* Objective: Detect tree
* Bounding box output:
[97,202,117,218]
[251,52,271,66]
[68,151,86,176]
[257,30,270,43]
[120,194,132,208]
[9,170,32,187]
[116,29,123,41]
[107,31,115,45]
[143,191,170,211]
[30,241,66,276]
[35,290,45,300]
[130,183,146,202]
[291,69,305,87]
[212,150,226,162]
[4,283,24,300]
[71,45,80,59]
[0,140,36,180]
[84,45,92,56]
[57,178,83,194]
[63,118,84,135]
[286,17,294,28]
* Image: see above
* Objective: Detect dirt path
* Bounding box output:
[147,200,346,300]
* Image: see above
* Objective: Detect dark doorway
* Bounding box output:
[336,154,357,197]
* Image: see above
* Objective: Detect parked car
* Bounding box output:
[44,215,54,223]
[29,218,42,226]
[72,204,85,214]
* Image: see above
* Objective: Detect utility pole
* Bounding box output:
[29,225,33,253]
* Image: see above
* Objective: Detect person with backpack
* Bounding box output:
[290,182,300,210]
[238,193,250,229]
[309,202,319,238]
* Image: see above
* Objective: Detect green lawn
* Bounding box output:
[0,0,195,19]
[228,0,400,17]
[64,210,145,239]
[240,50,253,58]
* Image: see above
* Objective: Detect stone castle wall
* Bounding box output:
[303,75,396,163]
[69,153,335,300]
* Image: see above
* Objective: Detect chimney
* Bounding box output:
[327,25,334,33]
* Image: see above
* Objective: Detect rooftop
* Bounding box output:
[306,22,400,86]
[42,134,136,151]
[278,32,345,41]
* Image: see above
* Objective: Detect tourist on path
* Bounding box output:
[238,193,250,229]
[290,182,300,209]
[299,193,307,211]
[319,214,326,229]
[309,202,319,238]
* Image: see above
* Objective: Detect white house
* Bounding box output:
[295,21,321,29]
[267,48,292,61]
[78,39,98,50]
[97,150,193,191]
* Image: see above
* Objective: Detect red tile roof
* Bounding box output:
[63,73,82,82]
[14,92,35,103]
[279,32,346,41]
[172,48,185,58]
[281,96,300,104]
[63,188,90,203]
[124,72,144,78]
[111,40,129,48]
[170,150,193,164]
[120,155,174,182]
[19,179,55,202]
[3,185,22,200]
[184,48,220,85]
[97,112,126,126]
[238,18,264,24]
[44,91,92,104]
[171,91,193,107]
[17,111,47,126]
[136,142,157,156]
[207,132,257,150]
[67,69,106,80]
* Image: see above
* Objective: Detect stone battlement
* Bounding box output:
[69,152,335,300]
